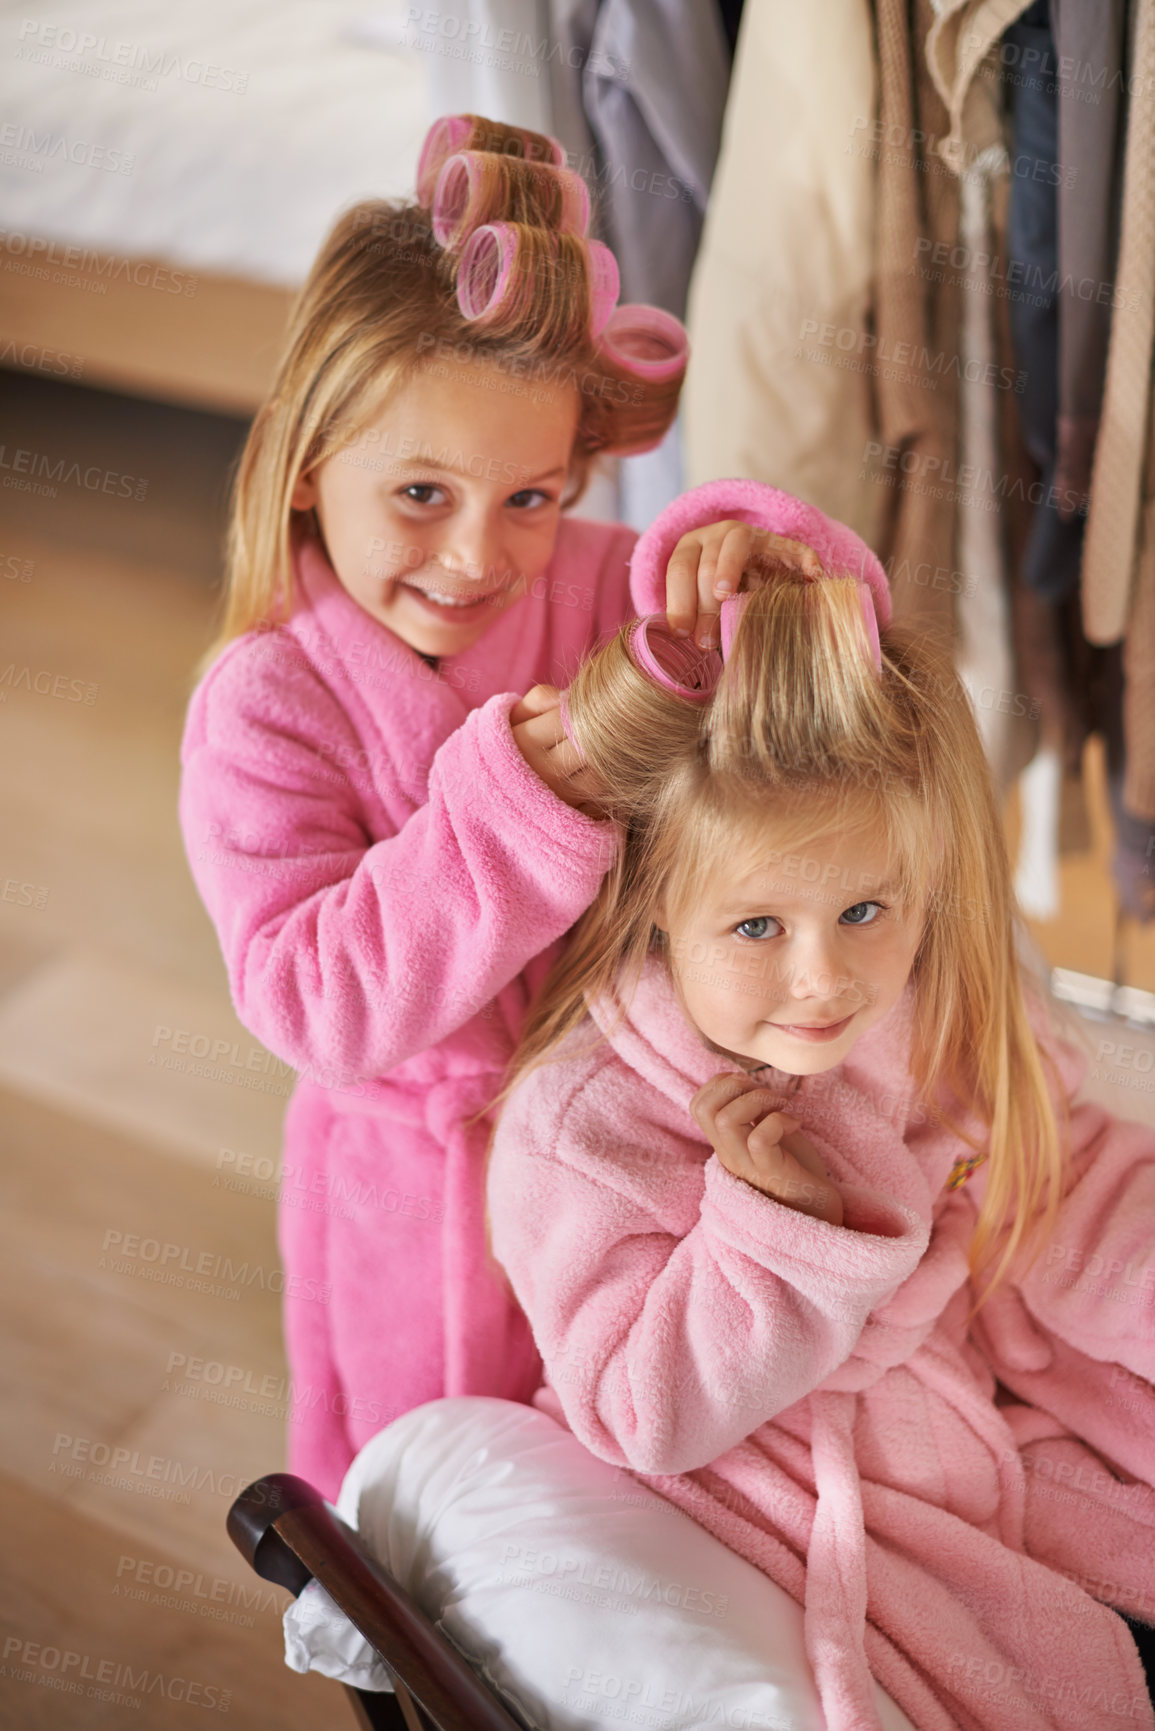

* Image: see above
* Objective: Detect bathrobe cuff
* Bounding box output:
[700,1155,927,1313]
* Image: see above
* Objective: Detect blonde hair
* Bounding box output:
[503,574,1068,1312]
[206,116,682,668]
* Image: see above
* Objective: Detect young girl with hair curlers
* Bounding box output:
[488,478,1155,1731]
[179,115,818,1499]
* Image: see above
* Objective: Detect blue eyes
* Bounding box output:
[733,902,883,939]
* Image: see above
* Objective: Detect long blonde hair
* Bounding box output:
[209,115,683,667]
[504,574,1067,1311]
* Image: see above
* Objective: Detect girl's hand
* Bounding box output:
[691,1073,844,1227]
[664,521,824,650]
[509,684,608,818]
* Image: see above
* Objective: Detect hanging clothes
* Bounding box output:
[1003,2,1081,602]
[545,0,731,526]
[546,0,730,318]
[681,0,881,543]
[955,143,1022,782]
[1082,0,1155,649]
[1053,0,1127,535]
[871,0,969,648]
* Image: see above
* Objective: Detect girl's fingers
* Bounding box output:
[552,736,594,780]
[512,706,566,750]
[690,1072,764,1130]
[664,540,704,638]
[713,1088,793,1133]
[694,598,722,651]
[758,534,823,578]
[509,683,561,728]
[710,527,755,600]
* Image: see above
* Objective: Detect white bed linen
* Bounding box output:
[283,1396,919,1731]
[0,0,429,284]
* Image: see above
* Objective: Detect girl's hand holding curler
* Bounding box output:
[691,1073,845,1227]
[509,684,608,819]
[664,521,825,650]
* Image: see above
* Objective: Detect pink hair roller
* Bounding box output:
[455,223,619,339]
[586,240,620,338]
[416,115,473,206]
[628,614,722,700]
[455,223,517,320]
[719,580,882,670]
[598,304,688,381]
[560,584,881,748]
[433,153,592,249]
[560,168,591,237]
[558,614,723,746]
[432,152,483,247]
[857,581,881,668]
[418,115,566,206]
[718,591,751,661]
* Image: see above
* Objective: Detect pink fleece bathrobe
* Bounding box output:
[179,515,638,1497]
[487,957,1155,1731]
[179,479,869,1500]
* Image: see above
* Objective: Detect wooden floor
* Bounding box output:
[0,373,337,1727]
[0,369,1152,1729]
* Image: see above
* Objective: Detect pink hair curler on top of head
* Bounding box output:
[432,153,485,247]
[455,223,518,321]
[560,582,882,748]
[597,304,688,382]
[416,115,473,206]
[417,115,566,206]
[455,223,619,340]
[432,153,591,249]
[857,581,882,668]
[586,240,620,338]
[718,590,751,661]
[719,577,882,670]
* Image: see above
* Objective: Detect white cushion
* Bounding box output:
[284,1397,918,1731]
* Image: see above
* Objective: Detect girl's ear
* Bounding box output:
[291,471,318,511]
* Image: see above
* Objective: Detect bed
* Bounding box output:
[0,0,430,412]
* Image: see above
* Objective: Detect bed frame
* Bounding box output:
[0,240,293,415]
[228,1472,529,1731]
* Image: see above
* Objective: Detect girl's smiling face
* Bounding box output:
[292,361,581,658]
[657,822,927,1076]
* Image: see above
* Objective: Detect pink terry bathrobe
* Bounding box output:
[488,950,1155,1730]
[485,483,1155,1731]
[177,480,906,1500]
[179,516,637,1496]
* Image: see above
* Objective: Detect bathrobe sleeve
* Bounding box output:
[1013,1035,1155,1384]
[179,636,619,1084]
[488,1051,928,1475]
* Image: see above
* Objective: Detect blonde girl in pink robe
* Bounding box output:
[487,479,1155,1731]
[178,114,818,1498]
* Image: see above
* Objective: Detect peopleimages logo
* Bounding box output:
[0,1633,231,1712]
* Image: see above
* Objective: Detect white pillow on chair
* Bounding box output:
[284,1396,918,1731]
